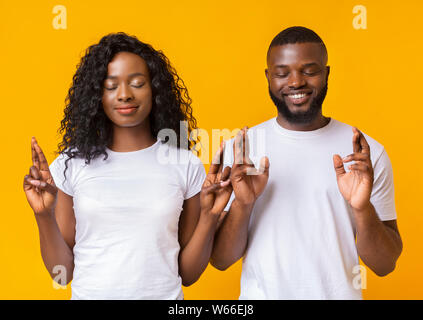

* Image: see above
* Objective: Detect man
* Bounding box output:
[211,26,402,299]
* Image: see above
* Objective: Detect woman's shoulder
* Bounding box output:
[161,144,206,199]
[156,141,203,166]
[49,149,86,196]
[49,148,90,175]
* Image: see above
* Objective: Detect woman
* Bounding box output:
[23,32,232,299]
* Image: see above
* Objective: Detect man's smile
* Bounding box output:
[284,92,312,105]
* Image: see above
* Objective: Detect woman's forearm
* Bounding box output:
[178,210,219,286]
[35,213,74,285]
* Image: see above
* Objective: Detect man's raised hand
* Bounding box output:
[230,127,270,206]
[333,127,374,211]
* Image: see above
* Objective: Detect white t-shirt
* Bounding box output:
[223,117,397,300]
[49,140,206,300]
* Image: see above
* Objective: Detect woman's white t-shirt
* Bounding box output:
[49,140,206,300]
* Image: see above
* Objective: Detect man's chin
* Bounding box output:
[286,104,315,117]
[278,104,322,124]
[269,86,325,124]
[288,103,311,113]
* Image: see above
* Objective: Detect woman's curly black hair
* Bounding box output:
[57,32,197,178]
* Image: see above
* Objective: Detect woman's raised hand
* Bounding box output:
[23,137,58,216]
[200,142,233,216]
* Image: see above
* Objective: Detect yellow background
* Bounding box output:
[1,0,421,299]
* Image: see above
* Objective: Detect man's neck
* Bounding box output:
[276,113,330,131]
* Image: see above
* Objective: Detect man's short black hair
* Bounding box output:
[267,26,327,60]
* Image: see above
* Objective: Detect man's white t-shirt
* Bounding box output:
[49,140,206,300]
[223,117,397,300]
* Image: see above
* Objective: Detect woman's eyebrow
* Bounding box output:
[105,72,146,79]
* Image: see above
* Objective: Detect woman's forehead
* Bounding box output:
[107,52,149,77]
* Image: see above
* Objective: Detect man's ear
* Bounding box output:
[326,66,330,82]
[265,69,269,82]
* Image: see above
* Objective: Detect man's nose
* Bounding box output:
[287,71,306,89]
[117,84,134,102]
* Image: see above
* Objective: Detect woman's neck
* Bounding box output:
[108,119,156,152]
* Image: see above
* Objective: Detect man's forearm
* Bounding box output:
[354,203,402,276]
[210,199,254,270]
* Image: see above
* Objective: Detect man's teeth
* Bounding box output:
[289,93,307,99]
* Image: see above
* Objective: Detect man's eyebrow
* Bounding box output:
[105,72,146,79]
[273,63,321,69]
[302,63,321,67]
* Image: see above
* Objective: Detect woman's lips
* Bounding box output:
[115,105,139,115]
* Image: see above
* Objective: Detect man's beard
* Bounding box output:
[269,84,328,124]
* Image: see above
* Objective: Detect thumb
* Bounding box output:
[252,156,269,181]
[257,156,270,176]
[251,157,270,197]
[333,154,346,177]
[28,179,58,196]
[202,180,231,195]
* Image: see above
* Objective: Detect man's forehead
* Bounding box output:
[267,43,327,66]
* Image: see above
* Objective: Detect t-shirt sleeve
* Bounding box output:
[49,153,75,197]
[184,152,206,200]
[370,149,397,221]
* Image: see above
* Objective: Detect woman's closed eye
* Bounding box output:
[104,82,145,90]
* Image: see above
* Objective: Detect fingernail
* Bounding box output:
[30,180,41,186]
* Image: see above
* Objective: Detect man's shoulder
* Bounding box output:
[224,118,275,144]
[242,118,276,142]
[248,117,276,131]
[331,118,386,159]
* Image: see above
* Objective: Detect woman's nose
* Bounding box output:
[117,84,134,102]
